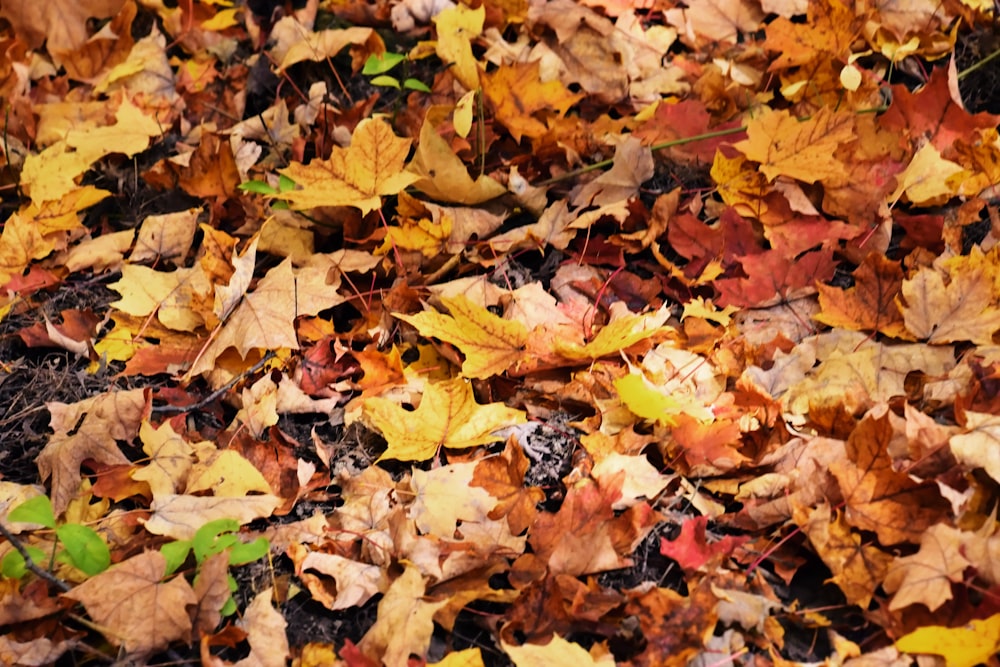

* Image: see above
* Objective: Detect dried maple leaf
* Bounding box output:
[734,106,854,184]
[895,614,1000,667]
[396,294,529,379]
[829,413,950,545]
[407,106,507,205]
[883,524,970,611]
[232,588,289,667]
[275,117,419,214]
[481,61,583,143]
[357,566,447,665]
[409,462,497,536]
[63,551,197,657]
[764,0,866,70]
[142,494,281,540]
[528,477,661,576]
[794,503,891,608]
[37,389,147,515]
[471,438,544,535]
[888,142,965,206]
[949,411,1000,484]
[898,248,1000,345]
[188,257,345,376]
[362,378,526,462]
[288,542,386,611]
[815,252,907,338]
[880,67,1000,154]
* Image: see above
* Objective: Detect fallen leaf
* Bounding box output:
[358,566,447,665]
[275,117,420,214]
[362,378,526,462]
[63,551,197,657]
[896,615,1000,667]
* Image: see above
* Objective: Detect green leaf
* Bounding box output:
[403,78,432,93]
[56,524,110,575]
[221,596,237,616]
[9,495,57,529]
[193,519,240,562]
[370,75,401,89]
[1,546,48,579]
[161,540,192,576]
[363,52,405,75]
[278,174,297,192]
[229,537,269,566]
[238,180,279,195]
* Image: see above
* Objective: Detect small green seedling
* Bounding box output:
[2,495,110,578]
[238,173,296,209]
[363,53,432,93]
[161,518,270,616]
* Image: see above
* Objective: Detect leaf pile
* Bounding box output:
[2,0,1000,665]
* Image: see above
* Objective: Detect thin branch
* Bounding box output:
[0,521,70,592]
[152,350,278,415]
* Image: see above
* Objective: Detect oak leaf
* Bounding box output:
[62,551,197,657]
[734,106,854,184]
[275,117,419,214]
[396,294,529,379]
[362,378,526,462]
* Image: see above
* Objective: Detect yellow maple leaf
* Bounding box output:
[362,378,526,462]
[896,614,1000,667]
[278,26,377,71]
[553,305,673,361]
[733,106,854,184]
[433,4,484,91]
[275,117,419,214]
[889,142,966,206]
[396,294,529,379]
[407,105,507,205]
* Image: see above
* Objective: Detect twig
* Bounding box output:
[0,521,70,592]
[152,350,278,415]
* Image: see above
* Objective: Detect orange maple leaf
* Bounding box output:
[481,61,583,143]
